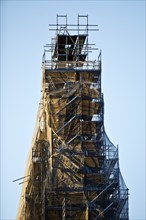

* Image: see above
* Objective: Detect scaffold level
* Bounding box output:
[17,15,129,220]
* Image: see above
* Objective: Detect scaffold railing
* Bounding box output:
[42,59,101,70]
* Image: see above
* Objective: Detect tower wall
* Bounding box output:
[17,15,129,220]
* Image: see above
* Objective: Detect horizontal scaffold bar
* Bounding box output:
[49,24,98,27]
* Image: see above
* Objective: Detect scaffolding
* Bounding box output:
[17,15,129,220]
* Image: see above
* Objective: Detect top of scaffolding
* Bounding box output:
[42,15,101,70]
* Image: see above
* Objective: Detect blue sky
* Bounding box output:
[1,0,145,219]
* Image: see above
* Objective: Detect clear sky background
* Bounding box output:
[1,0,145,219]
